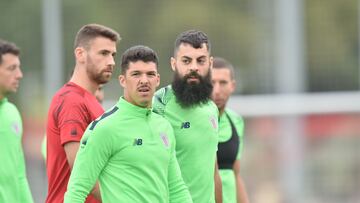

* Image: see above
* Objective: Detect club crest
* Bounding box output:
[11,122,20,135]
[209,116,218,130]
[160,132,169,148]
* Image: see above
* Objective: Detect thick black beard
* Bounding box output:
[172,69,213,108]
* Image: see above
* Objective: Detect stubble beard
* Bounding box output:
[86,56,112,85]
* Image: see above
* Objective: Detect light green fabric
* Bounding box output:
[65,97,192,203]
[218,109,245,203]
[153,85,219,203]
[0,98,33,203]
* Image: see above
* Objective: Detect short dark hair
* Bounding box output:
[213,57,235,79]
[174,30,211,55]
[0,39,20,65]
[74,23,120,49]
[121,45,158,74]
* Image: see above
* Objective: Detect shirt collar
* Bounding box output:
[0,97,8,105]
[116,97,152,117]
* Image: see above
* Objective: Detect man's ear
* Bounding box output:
[170,57,176,71]
[75,47,86,63]
[209,56,214,70]
[119,74,126,88]
[156,73,160,88]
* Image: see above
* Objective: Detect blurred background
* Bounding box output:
[1,0,360,202]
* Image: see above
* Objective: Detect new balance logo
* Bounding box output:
[181,122,190,129]
[133,138,143,146]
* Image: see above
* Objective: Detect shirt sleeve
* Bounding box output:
[15,108,34,203]
[234,115,245,160]
[64,122,113,203]
[18,144,34,203]
[167,127,193,203]
[57,101,91,145]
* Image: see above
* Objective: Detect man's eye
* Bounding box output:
[101,51,108,56]
[182,59,190,64]
[220,81,228,85]
[7,66,16,71]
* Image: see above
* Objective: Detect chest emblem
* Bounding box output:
[133,138,143,146]
[11,122,20,135]
[209,116,218,130]
[181,122,191,129]
[160,132,169,148]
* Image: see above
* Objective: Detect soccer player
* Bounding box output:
[153,30,221,203]
[0,39,33,202]
[212,57,249,203]
[64,45,192,203]
[46,24,120,203]
[41,85,105,160]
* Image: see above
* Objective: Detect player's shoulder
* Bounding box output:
[2,100,21,120]
[153,85,174,115]
[89,105,120,131]
[3,100,18,111]
[52,84,87,107]
[154,85,174,104]
[225,108,244,123]
[55,83,86,100]
[151,111,172,126]
[204,100,219,115]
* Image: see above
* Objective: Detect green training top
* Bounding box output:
[0,98,33,203]
[65,97,192,203]
[153,85,219,203]
[218,109,244,203]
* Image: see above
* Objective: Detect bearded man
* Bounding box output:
[153,30,222,203]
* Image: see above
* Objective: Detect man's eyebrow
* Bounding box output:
[181,56,192,60]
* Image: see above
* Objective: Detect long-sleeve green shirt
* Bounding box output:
[153,86,219,203]
[0,98,33,203]
[218,109,245,203]
[65,97,192,203]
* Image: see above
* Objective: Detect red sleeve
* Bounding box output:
[57,99,91,145]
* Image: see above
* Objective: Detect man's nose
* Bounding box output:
[139,74,149,84]
[108,55,115,66]
[16,67,23,79]
[212,83,221,94]
[189,62,199,72]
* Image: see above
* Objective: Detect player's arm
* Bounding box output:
[232,113,249,203]
[64,141,101,201]
[17,143,34,203]
[64,141,80,169]
[166,126,192,203]
[214,160,223,203]
[59,100,103,201]
[168,152,193,203]
[64,126,112,203]
[233,160,249,203]
[14,108,34,203]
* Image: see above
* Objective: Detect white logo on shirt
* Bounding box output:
[209,116,218,130]
[11,122,20,136]
[160,132,169,148]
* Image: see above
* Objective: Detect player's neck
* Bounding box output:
[218,107,225,116]
[69,68,98,95]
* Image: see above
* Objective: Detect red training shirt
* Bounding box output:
[46,82,103,203]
